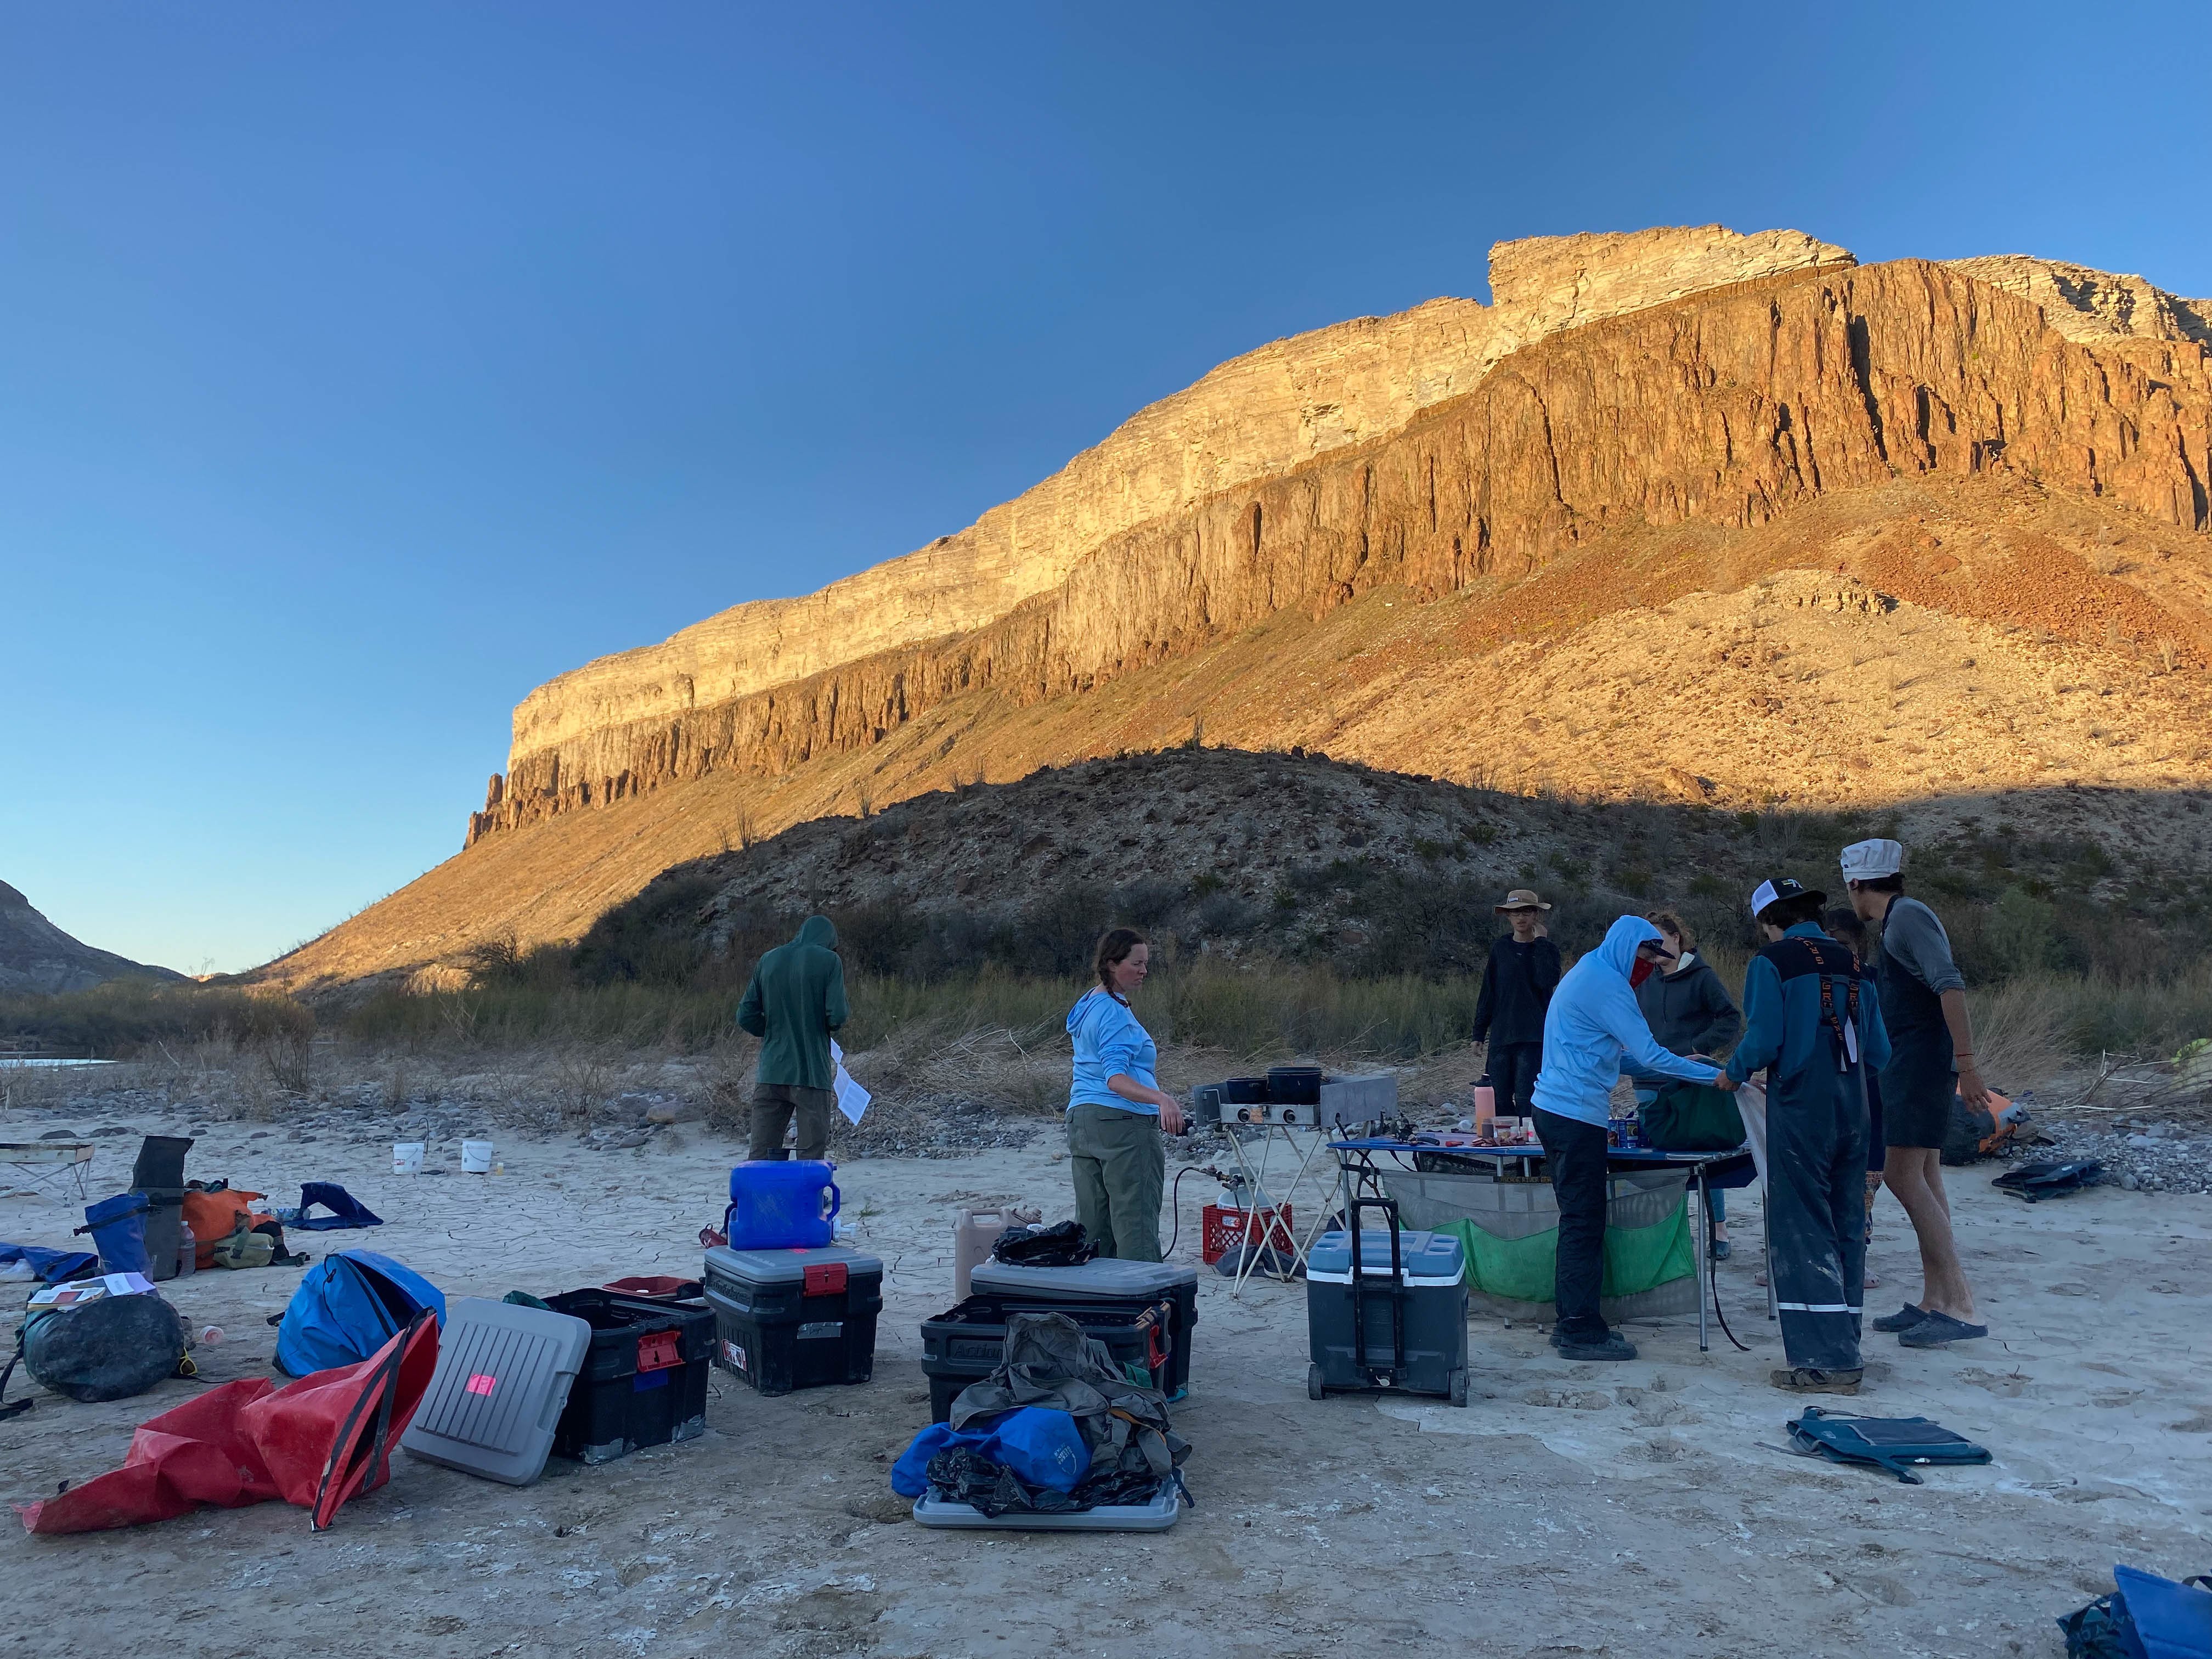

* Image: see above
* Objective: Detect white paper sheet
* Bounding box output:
[830,1040,870,1126]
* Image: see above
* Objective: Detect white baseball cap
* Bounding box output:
[1840,838,1905,882]
[1748,877,1824,919]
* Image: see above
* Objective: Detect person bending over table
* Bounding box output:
[1533,916,1733,1362]
[1064,928,1186,1262]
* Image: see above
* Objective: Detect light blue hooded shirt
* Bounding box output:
[1066,989,1160,1115]
[1531,916,1724,1128]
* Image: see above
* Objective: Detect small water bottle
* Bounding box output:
[177,1221,196,1279]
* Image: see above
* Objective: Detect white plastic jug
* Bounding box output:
[393,1142,425,1176]
[953,1206,1039,1299]
[461,1139,494,1173]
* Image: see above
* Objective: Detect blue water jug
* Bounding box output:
[76,1190,153,1276]
[725,1161,841,1249]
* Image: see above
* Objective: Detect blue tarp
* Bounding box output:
[0,1243,99,1283]
[278,1182,384,1232]
[273,1249,444,1377]
[890,1408,1090,1498]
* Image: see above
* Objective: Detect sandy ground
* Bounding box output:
[2,1104,2208,1659]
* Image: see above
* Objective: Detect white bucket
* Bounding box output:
[461,1139,494,1174]
[392,1142,425,1176]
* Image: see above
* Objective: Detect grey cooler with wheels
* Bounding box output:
[1305,1202,1468,1406]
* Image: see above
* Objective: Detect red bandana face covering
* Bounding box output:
[1630,958,1656,990]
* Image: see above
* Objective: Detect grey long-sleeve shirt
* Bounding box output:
[1881,897,1965,995]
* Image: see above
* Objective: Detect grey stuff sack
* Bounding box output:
[22,1291,189,1403]
[948,1311,1187,1482]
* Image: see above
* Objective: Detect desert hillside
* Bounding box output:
[0,881,183,996]
[264,224,2212,991]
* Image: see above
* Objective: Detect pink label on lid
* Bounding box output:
[465,1373,498,1396]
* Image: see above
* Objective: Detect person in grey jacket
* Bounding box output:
[1637,910,1743,1254]
[1637,910,1743,1058]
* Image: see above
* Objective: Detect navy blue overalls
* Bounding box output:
[1728,923,1893,1373]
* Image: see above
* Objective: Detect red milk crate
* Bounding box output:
[1200,1202,1294,1265]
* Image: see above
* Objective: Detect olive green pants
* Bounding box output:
[1066,1102,1167,1262]
[749,1083,834,1162]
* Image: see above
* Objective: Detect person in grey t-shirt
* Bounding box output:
[1841,838,1987,1349]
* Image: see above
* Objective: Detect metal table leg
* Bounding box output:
[1696,1164,1710,1354]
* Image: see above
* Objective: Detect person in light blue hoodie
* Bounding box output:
[1533,915,1734,1361]
[1065,928,1186,1261]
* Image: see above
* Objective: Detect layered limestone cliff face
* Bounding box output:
[499,225,1855,794]
[471,246,2212,844]
[1945,256,2212,349]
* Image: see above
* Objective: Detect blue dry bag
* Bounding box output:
[76,1192,152,1277]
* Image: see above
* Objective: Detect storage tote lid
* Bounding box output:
[1304,1230,1463,1284]
[705,1243,883,1286]
[400,1297,592,1487]
[970,1258,1198,1299]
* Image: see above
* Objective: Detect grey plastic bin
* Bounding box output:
[400,1298,592,1487]
[911,1483,1186,1531]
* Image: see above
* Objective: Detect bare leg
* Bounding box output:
[1882,1147,1977,1321]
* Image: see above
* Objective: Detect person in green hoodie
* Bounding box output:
[736,915,850,1162]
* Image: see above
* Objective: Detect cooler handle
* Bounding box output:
[1145,1316,1170,1374]
[821,1174,842,1223]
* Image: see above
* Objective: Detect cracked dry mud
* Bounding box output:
[3,1106,2207,1658]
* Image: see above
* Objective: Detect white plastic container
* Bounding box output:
[461,1139,494,1174]
[953,1206,1039,1300]
[393,1142,426,1176]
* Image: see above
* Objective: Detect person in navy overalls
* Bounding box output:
[1723,878,1891,1394]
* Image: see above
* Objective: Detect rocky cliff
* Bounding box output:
[494,225,1855,811]
[472,244,2210,843]
[0,882,183,996]
[263,224,2212,991]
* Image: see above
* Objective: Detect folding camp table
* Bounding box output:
[0,1142,97,1200]
[1205,1120,1344,1297]
[1327,1137,1757,1352]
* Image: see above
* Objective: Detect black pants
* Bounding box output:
[1490,1042,1542,1115]
[1535,1108,1609,1339]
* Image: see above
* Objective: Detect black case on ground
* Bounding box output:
[542,1288,715,1463]
[918,1295,1175,1424]
[703,1244,883,1396]
[968,1257,1199,1398]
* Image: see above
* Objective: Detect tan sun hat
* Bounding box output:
[1494,888,1552,913]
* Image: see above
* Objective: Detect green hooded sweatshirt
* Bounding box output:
[736,916,850,1090]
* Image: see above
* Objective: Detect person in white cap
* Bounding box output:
[1839,838,1988,1347]
[1723,878,1890,1393]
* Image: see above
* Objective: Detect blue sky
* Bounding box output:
[3,3,2205,974]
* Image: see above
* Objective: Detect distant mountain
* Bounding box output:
[0,881,184,995]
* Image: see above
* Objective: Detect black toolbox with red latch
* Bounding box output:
[542,1287,716,1463]
[702,1244,883,1396]
[917,1295,1176,1424]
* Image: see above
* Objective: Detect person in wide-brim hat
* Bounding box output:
[1472,888,1560,1131]
[1493,888,1553,914]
